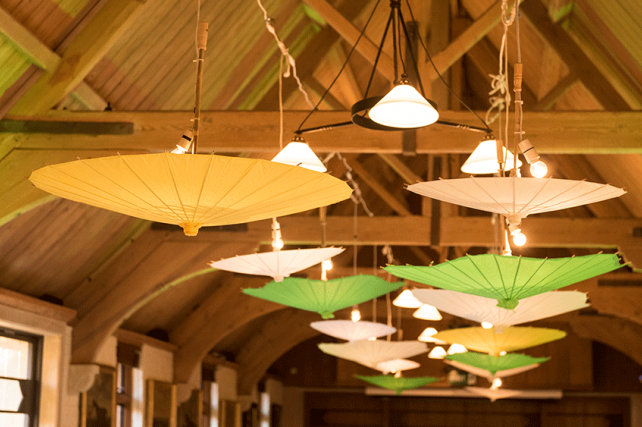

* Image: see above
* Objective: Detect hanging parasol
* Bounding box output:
[318,340,428,369]
[433,326,566,355]
[30,153,352,236]
[356,375,439,395]
[412,289,589,329]
[243,275,403,319]
[406,176,625,226]
[375,359,420,375]
[465,386,525,402]
[386,253,621,309]
[444,352,549,379]
[310,320,396,342]
[210,247,344,282]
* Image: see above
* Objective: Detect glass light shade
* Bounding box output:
[418,328,446,344]
[393,289,423,308]
[428,346,447,359]
[376,358,420,374]
[413,304,442,321]
[369,84,439,128]
[271,139,327,172]
[461,139,522,174]
[447,343,468,355]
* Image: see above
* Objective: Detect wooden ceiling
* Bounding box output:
[1,0,642,396]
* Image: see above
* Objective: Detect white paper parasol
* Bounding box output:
[210,247,344,282]
[412,290,589,331]
[318,340,428,369]
[465,386,526,402]
[407,177,625,225]
[376,359,420,374]
[310,320,396,342]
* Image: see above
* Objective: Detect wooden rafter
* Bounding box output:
[9,0,146,116]
[520,0,630,111]
[4,110,642,154]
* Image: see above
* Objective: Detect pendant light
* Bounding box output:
[368,79,439,129]
[412,304,442,321]
[392,289,422,308]
[461,135,521,175]
[271,135,327,172]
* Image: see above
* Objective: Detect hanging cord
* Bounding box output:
[255,0,314,109]
[372,244,377,322]
[511,0,524,176]
[297,0,382,132]
[402,0,490,131]
[382,245,396,341]
[350,195,360,319]
[278,55,284,149]
[191,22,208,153]
[323,152,375,217]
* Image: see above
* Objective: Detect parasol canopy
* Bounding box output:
[210,247,344,282]
[406,176,625,224]
[356,375,439,395]
[412,289,589,329]
[465,386,525,402]
[318,340,428,369]
[445,352,549,379]
[375,359,420,375]
[29,153,353,236]
[243,275,403,319]
[310,320,396,342]
[433,326,566,355]
[386,253,621,309]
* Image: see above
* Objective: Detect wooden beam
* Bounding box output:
[69,237,234,364]
[235,309,320,395]
[0,287,76,323]
[4,110,642,154]
[520,0,630,111]
[0,5,61,71]
[423,0,521,83]
[171,276,283,383]
[347,156,412,216]
[570,315,642,368]
[302,0,394,78]
[161,216,642,251]
[377,154,422,184]
[533,73,578,111]
[9,0,146,116]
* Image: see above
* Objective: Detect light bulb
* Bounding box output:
[322,259,333,271]
[492,378,502,388]
[513,231,526,247]
[394,371,402,378]
[530,160,548,178]
[481,322,493,329]
[351,307,361,322]
[499,351,507,356]
[272,238,284,250]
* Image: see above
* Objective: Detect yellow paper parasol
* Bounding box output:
[29,153,352,236]
[433,326,566,355]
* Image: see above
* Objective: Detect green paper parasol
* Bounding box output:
[385,253,622,309]
[242,275,403,319]
[434,326,566,355]
[445,352,549,378]
[356,375,439,395]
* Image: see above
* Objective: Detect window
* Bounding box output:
[0,328,42,427]
[116,342,140,427]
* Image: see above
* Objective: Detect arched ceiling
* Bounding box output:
[0,0,641,394]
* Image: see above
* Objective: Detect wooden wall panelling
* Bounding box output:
[70,235,220,363]
[235,308,320,395]
[171,275,283,384]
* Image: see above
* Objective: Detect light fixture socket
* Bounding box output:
[518,139,540,164]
